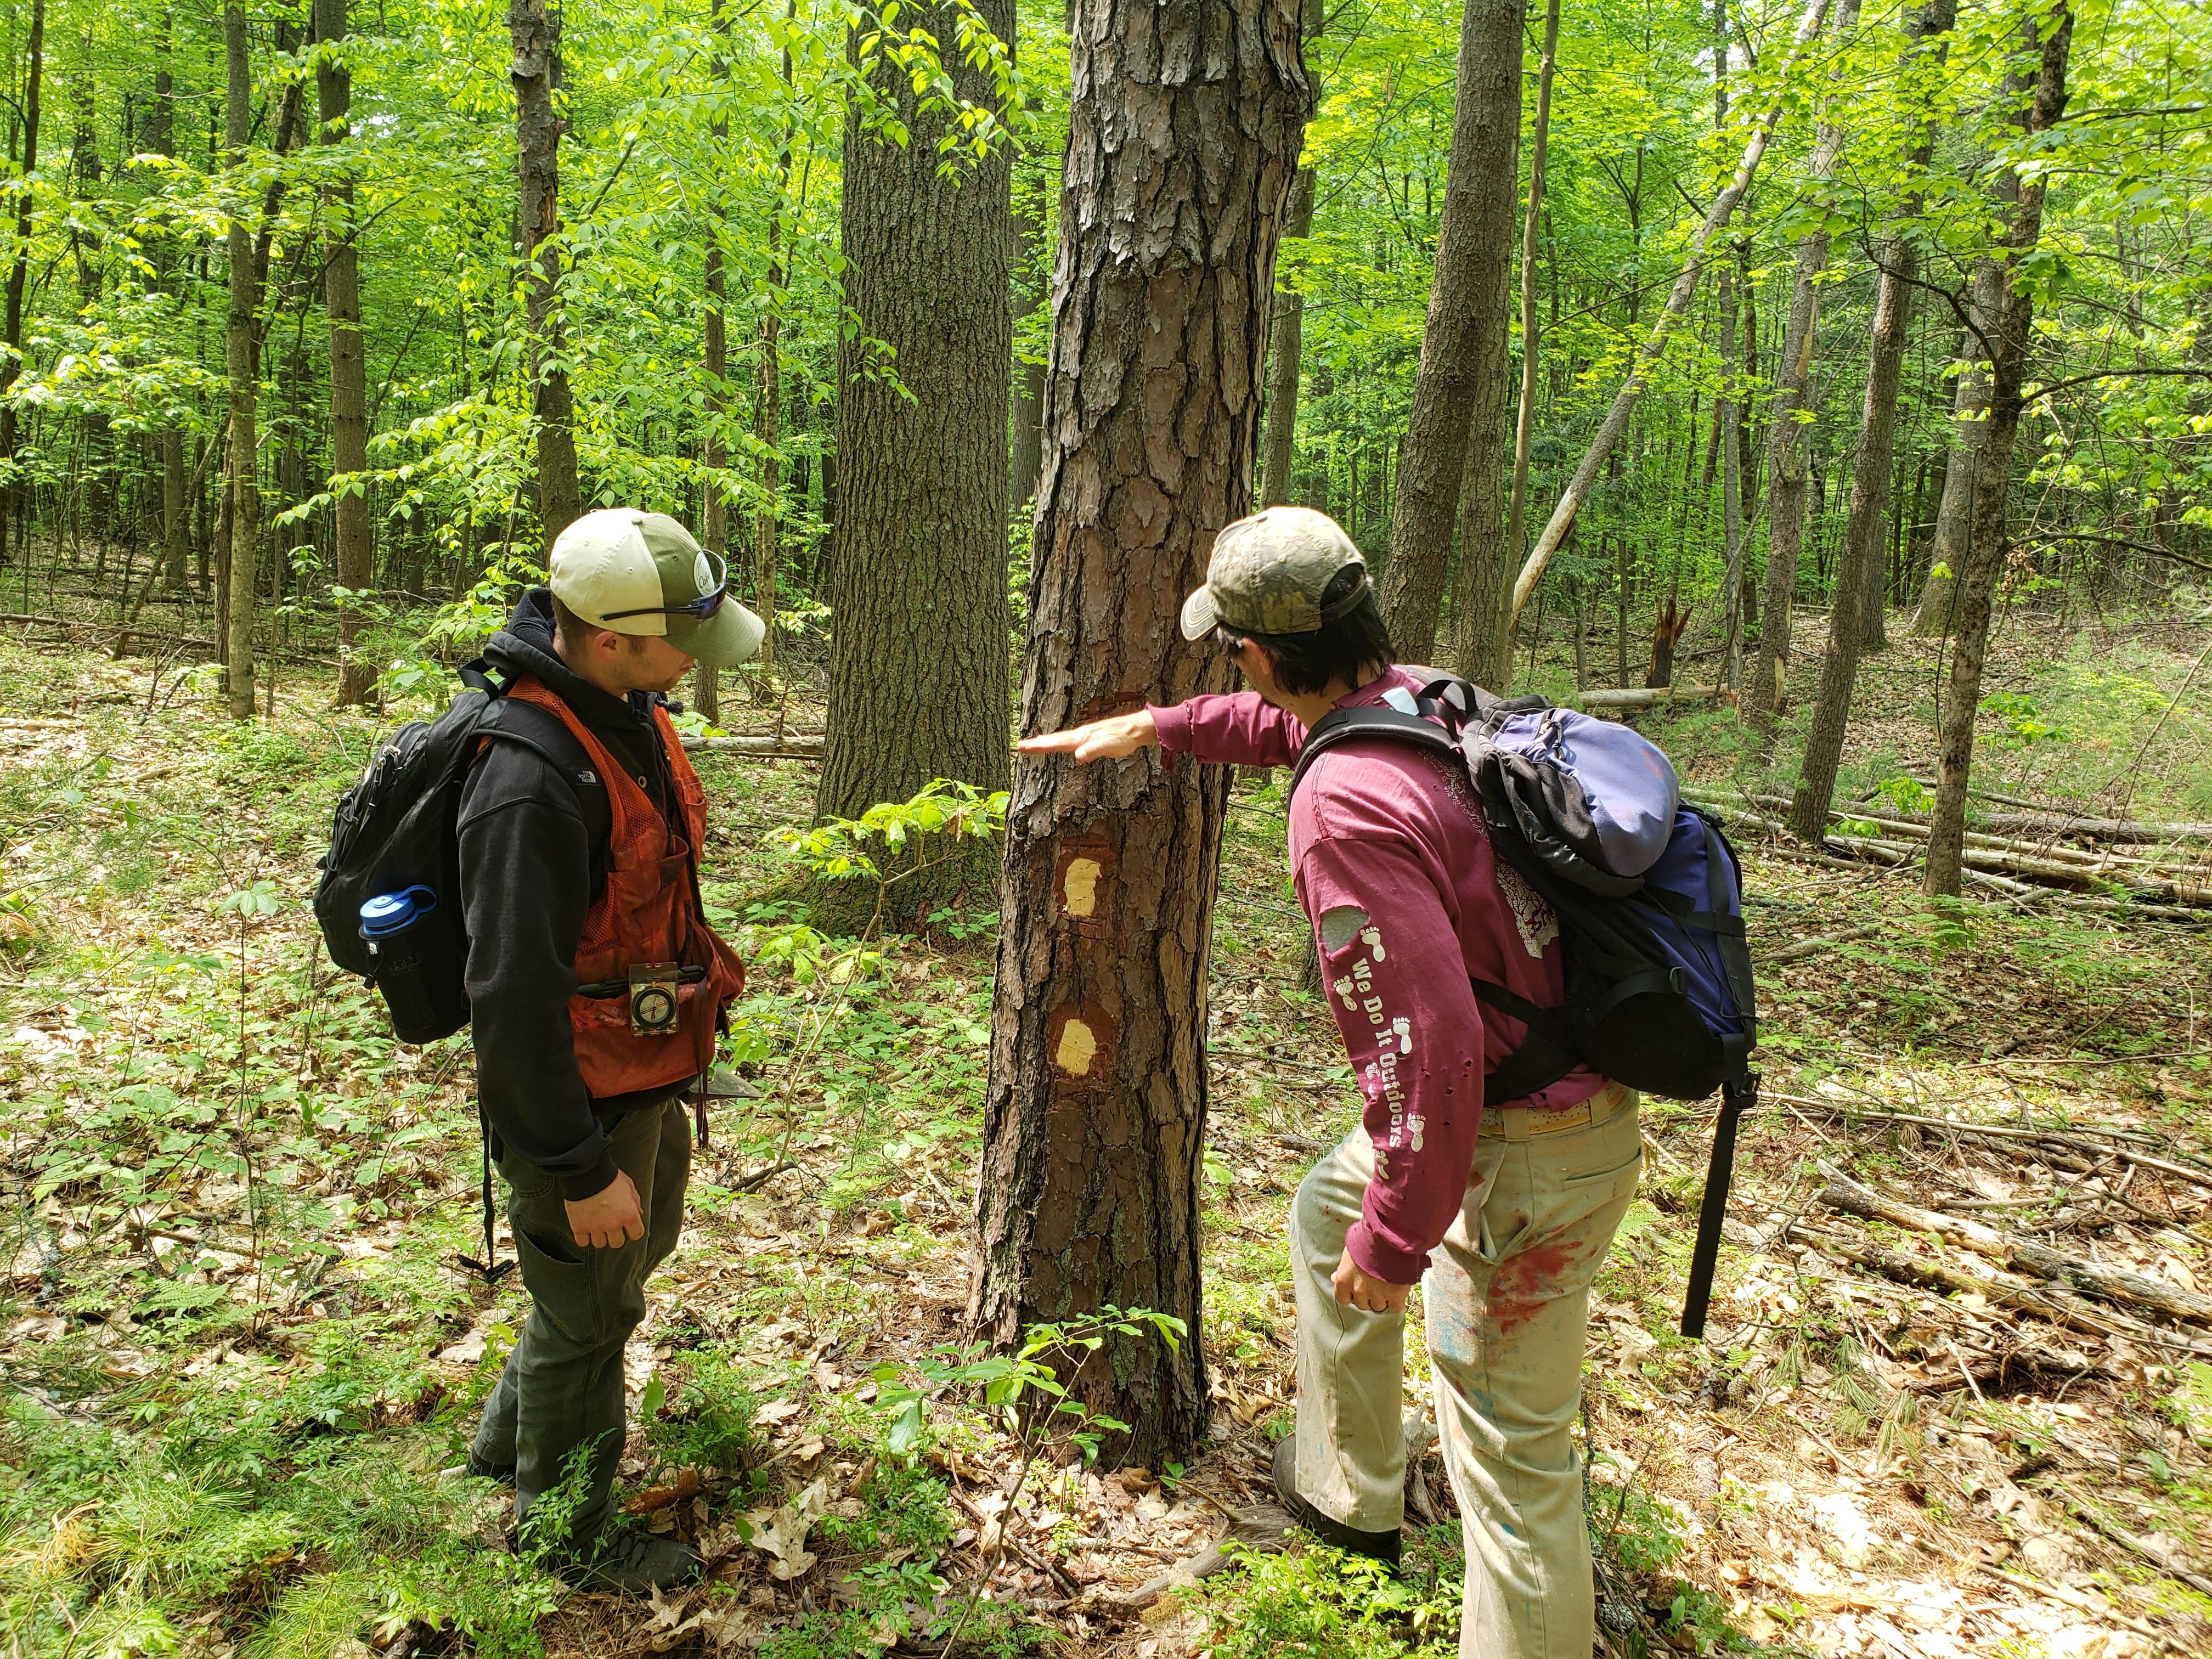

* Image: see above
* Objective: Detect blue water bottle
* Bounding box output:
[359,887,445,1041]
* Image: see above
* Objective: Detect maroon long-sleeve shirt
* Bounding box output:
[1151,667,1604,1284]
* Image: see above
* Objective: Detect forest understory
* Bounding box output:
[3,589,2210,1659]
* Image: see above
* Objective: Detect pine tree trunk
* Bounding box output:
[1373,0,1526,662]
[1257,166,1314,509]
[511,0,579,543]
[319,0,373,705]
[974,0,1308,1467]
[1927,6,2072,897]
[222,4,258,720]
[0,0,45,574]
[1787,0,1958,842]
[817,0,1014,823]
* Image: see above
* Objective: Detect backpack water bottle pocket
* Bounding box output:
[361,888,470,1045]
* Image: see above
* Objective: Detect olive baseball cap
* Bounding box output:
[548,507,766,667]
[1178,506,1369,641]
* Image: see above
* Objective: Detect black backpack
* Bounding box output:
[313,662,598,1045]
[1289,674,1759,1339]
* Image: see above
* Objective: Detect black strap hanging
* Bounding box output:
[454,1100,517,1285]
[1679,1071,1757,1338]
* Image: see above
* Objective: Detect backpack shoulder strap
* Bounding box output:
[1289,706,1462,800]
[467,672,614,896]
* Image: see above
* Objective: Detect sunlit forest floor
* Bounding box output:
[3,596,2210,1659]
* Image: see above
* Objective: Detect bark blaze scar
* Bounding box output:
[1047,1000,1118,1082]
[1064,857,1103,917]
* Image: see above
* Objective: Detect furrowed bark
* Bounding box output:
[976,0,1309,1466]
[817,0,1013,823]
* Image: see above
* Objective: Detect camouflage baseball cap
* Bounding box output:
[1179,506,1369,641]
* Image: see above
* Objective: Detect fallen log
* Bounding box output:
[1815,1160,2212,1327]
[1784,1098,2212,1190]
[1575,684,1728,711]
[682,735,826,758]
[1783,1221,2212,1359]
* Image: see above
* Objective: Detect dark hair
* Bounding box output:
[1216,565,1396,697]
[551,594,651,660]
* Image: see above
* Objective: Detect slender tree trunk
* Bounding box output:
[1909,303,1996,634]
[753,25,794,673]
[975,0,1308,1466]
[694,0,736,724]
[161,431,187,588]
[1510,0,1834,624]
[1926,6,2071,897]
[0,0,46,574]
[1788,0,1959,840]
[1467,0,1560,690]
[1009,212,1045,517]
[817,0,1014,822]
[1717,257,1747,690]
[1372,0,1526,662]
[1748,0,1858,732]
[511,0,579,543]
[222,4,258,720]
[318,0,373,705]
[1257,166,1315,509]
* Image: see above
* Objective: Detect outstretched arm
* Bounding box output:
[1019,694,1305,769]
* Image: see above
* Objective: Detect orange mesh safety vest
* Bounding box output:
[506,675,746,1099]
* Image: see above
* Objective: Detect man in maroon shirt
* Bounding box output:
[1021,507,1642,1659]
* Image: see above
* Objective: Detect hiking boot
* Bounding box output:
[464,1450,517,1487]
[1271,1436,1402,1570]
[557,1527,702,1594]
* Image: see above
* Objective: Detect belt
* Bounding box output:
[1481,1080,1633,1143]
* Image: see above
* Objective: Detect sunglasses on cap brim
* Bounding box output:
[599,550,731,623]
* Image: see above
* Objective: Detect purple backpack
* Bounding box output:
[1290,673,1758,1337]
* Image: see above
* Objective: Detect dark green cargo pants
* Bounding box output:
[470,1096,690,1545]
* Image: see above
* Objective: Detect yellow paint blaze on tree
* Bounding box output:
[1054,1017,1098,1076]
[1063,856,1102,917]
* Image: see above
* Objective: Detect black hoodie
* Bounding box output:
[458,589,689,1201]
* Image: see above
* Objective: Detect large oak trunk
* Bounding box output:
[974,0,1308,1467]
[1372,0,1525,663]
[816,0,1013,826]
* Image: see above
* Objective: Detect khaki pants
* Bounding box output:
[1292,1084,1641,1659]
